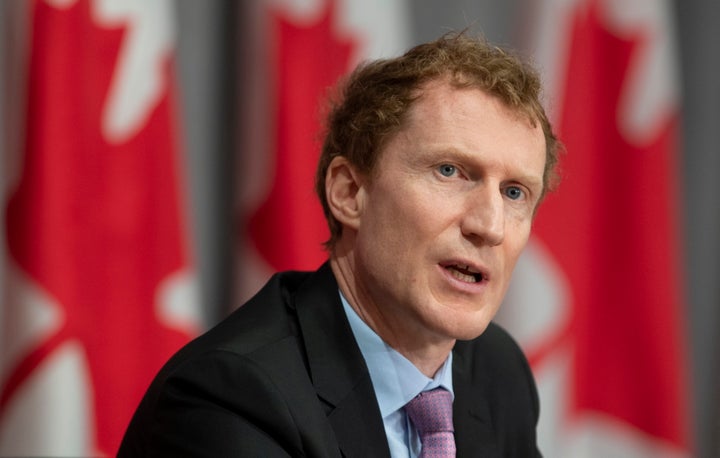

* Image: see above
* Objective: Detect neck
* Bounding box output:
[329,246,455,378]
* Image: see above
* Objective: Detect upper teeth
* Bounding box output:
[450,268,478,283]
[456,264,477,273]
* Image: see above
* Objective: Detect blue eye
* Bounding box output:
[438,164,456,177]
[505,186,524,200]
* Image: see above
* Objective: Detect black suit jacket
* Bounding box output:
[119,263,541,457]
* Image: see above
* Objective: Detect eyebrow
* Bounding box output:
[426,147,544,184]
[512,174,543,189]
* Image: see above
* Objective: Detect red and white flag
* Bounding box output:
[0,0,199,455]
[498,0,692,455]
[237,0,409,300]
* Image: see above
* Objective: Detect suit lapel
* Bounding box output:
[452,341,502,457]
[295,264,391,458]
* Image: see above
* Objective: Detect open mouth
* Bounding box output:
[443,263,485,283]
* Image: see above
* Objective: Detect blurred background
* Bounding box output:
[0,0,717,456]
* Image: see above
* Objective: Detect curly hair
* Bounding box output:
[315,31,562,249]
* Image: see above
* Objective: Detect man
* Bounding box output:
[119,32,560,457]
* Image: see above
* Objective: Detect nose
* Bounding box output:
[460,185,504,246]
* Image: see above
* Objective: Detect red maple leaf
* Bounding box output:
[2,0,194,454]
[248,0,358,271]
[531,2,689,448]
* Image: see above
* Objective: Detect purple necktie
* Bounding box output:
[405,388,456,457]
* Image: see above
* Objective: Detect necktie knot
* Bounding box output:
[405,388,455,457]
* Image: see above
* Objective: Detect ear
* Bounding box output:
[325,156,366,232]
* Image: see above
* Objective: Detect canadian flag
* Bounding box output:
[0,0,199,456]
[498,0,692,456]
[237,0,409,299]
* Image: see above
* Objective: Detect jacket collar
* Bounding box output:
[452,340,501,457]
[294,263,391,458]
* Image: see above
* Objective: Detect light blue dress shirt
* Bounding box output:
[339,292,454,458]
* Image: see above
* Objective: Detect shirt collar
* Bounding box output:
[339,291,454,418]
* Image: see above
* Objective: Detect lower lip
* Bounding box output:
[437,265,488,294]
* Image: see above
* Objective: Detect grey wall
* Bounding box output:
[176,0,238,324]
[675,1,720,455]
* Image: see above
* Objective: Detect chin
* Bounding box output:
[440,312,494,341]
[452,322,492,341]
[441,300,499,341]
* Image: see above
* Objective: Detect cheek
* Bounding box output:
[356,201,428,283]
[364,190,427,242]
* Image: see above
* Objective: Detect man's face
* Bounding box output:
[351,80,546,347]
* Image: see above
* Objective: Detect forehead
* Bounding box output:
[407,79,535,129]
[393,80,546,165]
